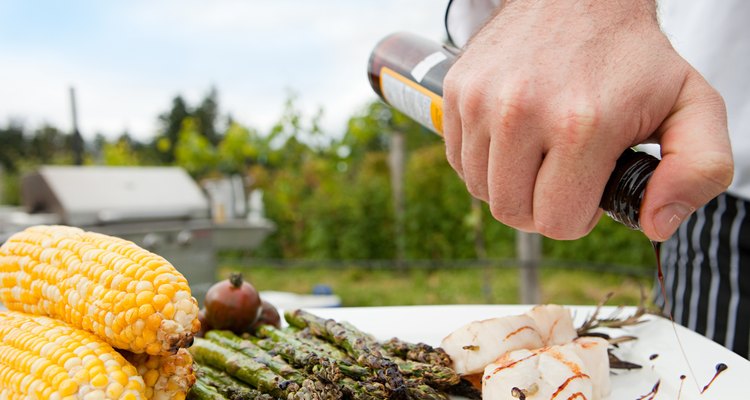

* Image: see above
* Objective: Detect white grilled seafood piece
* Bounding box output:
[440,315,544,375]
[568,337,611,399]
[482,337,610,400]
[525,304,578,346]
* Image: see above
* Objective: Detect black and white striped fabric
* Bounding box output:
[655,192,750,358]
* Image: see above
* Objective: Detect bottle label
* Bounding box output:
[379,66,444,135]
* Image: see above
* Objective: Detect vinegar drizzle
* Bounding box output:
[652,241,701,393]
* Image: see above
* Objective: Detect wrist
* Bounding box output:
[500,0,657,26]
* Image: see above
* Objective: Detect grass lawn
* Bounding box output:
[219,264,655,308]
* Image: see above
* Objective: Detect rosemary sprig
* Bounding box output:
[576,287,649,338]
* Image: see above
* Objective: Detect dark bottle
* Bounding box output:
[368,32,659,230]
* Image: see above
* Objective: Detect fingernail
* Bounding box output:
[653,203,694,239]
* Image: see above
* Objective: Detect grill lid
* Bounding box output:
[22,166,210,226]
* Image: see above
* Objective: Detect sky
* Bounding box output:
[0,0,449,142]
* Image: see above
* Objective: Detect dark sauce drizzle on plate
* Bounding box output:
[635,380,660,400]
[701,363,728,394]
[653,242,729,395]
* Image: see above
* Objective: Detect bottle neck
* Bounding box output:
[600,148,659,230]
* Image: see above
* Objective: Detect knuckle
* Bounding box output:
[536,220,588,241]
[489,198,530,229]
[462,170,487,201]
[444,146,461,173]
[553,100,602,148]
[466,185,487,202]
[702,85,728,113]
[443,76,461,114]
[443,69,462,100]
[496,86,532,131]
[459,79,493,122]
[695,152,734,194]
[534,209,594,240]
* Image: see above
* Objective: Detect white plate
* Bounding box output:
[303,305,749,399]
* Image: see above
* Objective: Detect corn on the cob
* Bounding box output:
[119,348,196,400]
[0,310,147,400]
[0,225,201,355]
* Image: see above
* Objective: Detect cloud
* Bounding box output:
[0,0,449,141]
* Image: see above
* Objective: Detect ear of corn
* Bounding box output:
[0,225,201,356]
[119,348,196,400]
[0,310,147,400]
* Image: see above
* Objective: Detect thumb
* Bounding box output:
[640,70,734,242]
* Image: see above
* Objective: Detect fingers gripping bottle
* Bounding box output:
[367,32,659,230]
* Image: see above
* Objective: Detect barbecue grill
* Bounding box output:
[0,165,274,302]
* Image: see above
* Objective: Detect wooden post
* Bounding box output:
[470,197,492,302]
[517,230,541,304]
[0,165,4,204]
[69,87,84,165]
[388,130,406,267]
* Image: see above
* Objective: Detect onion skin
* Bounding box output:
[204,272,262,334]
[249,300,282,332]
[196,308,211,337]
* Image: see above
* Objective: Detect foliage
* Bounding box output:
[0,88,655,271]
[404,144,474,259]
[102,137,142,166]
[174,117,219,176]
[0,122,24,172]
[543,216,654,267]
[217,123,259,174]
[221,264,651,307]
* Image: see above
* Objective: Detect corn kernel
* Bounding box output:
[0,311,146,399]
[105,382,124,398]
[0,225,199,355]
[57,379,78,396]
[90,371,108,388]
[112,369,132,387]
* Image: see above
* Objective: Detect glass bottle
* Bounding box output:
[368,32,659,230]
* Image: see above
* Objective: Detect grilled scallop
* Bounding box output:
[440,315,544,375]
[525,304,577,346]
[482,337,610,400]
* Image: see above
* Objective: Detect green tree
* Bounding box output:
[173,117,218,176]
[156,95,190,163]
[216,122,260,175]
[102,135,142,166]
[0,121,25,171]
[194,87,221,145]
[28,125,75,165]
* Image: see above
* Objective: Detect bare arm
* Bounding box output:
[443,0,733,241]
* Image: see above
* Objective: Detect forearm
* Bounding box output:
[447,0,659,49]
[485,0,659,41]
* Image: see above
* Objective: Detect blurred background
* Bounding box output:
[0,0,654,308]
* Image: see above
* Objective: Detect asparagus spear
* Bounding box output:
[190,337,298,398]
[404,381,451,400]
[207,331,309,382]
[292,321,460,388]
[187,379,229,400]
[340,377,390,400]
[206,330,344,400]
[255,336,349,383]
[293,328,354,361]
[393,358,461,388]
[380,338,452,368]
[285,310,408,399]
[336,320,453,370]
[256,325,390,400]
[195,364,275,400]
[257,325,369,380]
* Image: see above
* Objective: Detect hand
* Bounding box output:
[442,0,733,241]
